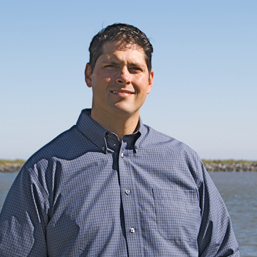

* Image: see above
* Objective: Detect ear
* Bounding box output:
[147,69,154,94]
[85,63,93,88]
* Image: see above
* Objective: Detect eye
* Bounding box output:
[103,63,118,69]
[130,66,143,72]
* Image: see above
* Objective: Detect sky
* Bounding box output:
[1,0,256,160]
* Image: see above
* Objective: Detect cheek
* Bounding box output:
[96,71,114,84]
[133,76,151,92]
[92,73,112,86]
[105,77,112,83]
[134,73,150,84]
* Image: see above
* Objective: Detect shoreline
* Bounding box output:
[202,160,257,172]
[0,159,257,173]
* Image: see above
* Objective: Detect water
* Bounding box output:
[0,172,256,256]
[0,172,18,211]
[209,172,257,257]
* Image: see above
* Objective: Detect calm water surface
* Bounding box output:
[0,172,18,211]
[209,172,257,257]
[1,172,256,256]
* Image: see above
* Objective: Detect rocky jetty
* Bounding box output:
[0,161,24,173]
[0,160,257,173]
[203,161,257,172]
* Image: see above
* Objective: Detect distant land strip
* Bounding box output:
[1,159,257,173]
[202,160,257,172]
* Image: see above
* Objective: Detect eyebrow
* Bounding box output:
[102,60,144,67]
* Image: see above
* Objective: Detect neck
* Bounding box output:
[90,109,140,140]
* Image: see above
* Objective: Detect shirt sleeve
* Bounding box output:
[0,164,49,256]
[197,161,240,256]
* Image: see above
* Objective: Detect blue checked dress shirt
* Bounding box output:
[0,109,239,256]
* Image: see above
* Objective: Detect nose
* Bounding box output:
[116,67,131,85]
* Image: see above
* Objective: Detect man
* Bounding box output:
[0,23,239,256]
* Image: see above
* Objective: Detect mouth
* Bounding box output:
[110,89,135,96]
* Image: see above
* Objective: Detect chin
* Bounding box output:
[110,102,141,117]
[110,106,135,116]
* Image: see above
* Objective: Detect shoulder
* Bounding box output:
[141,124,199,158]
[22,124,94,173]
[140,124,205,180]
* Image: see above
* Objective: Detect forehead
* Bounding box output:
[101,41,145,58]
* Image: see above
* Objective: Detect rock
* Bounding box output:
[203,161,257,172]
[0,163,23,173]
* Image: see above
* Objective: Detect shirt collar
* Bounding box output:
[76,109,108,150]
[76,108,147,150]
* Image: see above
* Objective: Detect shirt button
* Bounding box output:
[121,152,124,158]
[130,227,135,233]
[125,189,130,195]
[102,146,105,151]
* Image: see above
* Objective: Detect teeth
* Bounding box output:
[112,91,132,94]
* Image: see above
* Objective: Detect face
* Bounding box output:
[85,41,154,121]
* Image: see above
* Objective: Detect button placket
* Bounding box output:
[118,144,142,255]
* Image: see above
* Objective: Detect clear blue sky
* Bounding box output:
[1,0,256,160]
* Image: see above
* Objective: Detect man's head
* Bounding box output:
[85,23,154,136]
[88,23,153,72]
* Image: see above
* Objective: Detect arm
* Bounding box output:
[197,162,240,256]
[0,163,49,256]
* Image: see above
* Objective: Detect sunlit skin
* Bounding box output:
[85,41,154,140]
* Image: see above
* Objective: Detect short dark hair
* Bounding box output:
[88,23,153,72]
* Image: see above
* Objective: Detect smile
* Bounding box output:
[110,90,135,96]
